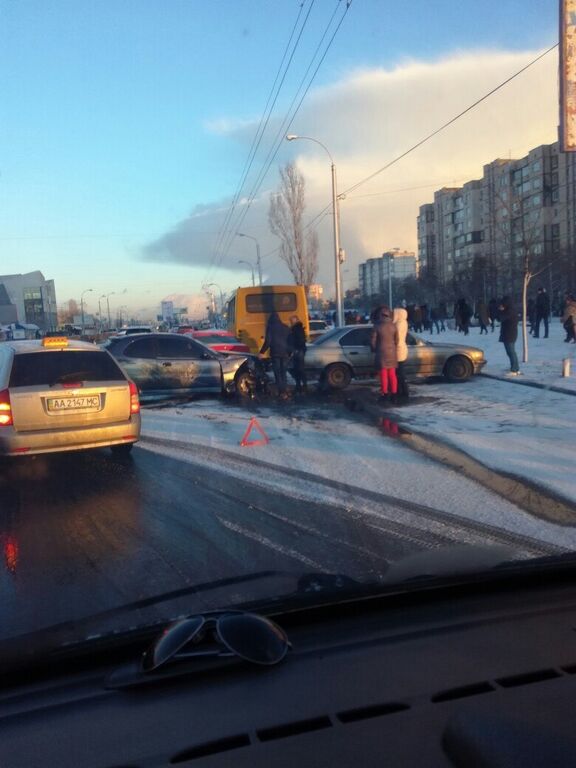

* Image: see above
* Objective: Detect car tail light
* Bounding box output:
[129,381,140,414]
[0,389,13,427]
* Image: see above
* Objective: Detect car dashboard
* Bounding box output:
[2,572,576,767]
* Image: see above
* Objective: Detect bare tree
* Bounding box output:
[493,192,547,363]
[268,163,319,290]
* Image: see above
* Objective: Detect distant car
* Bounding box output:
[0,337,140,456]
[304,325,486,389]
[189,330,251,354]
[103,333,259,399]
[111,326,153,336]
[174,325,194,334]
[308,319,331,342]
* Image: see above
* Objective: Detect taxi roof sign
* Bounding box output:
[41,336,69,348]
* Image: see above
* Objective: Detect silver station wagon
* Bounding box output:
[0,337,141,456]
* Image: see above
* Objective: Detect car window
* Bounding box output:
[9,351,126,386]
[196,334,240,345]
[157,337,206,359]
[124,338,158,359]
[339,328,372,347]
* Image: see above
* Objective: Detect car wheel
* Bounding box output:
[110,443,133,456]
[444,355,473,382]
[324,363,352,390]
[235,369,256,397]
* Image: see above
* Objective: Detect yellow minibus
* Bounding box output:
[226,285,309,355]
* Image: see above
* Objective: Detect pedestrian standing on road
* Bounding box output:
[412,305,423,333]
[533,287,551,339]
[287,315,307,394]
[259,312,291,398]
[459,298,472,336]
[562,295,576,343]
[371,306,399,403]
[453,301,462,333]
[527,297,537,336]
[475,299,489,335]
[499,296,521,376]
[393,307,409,402]
[488,298,499,333]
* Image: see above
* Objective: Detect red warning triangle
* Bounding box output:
[240,416,270,447]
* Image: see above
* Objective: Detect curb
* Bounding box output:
[350,392,576,526]
[480,372,576,397]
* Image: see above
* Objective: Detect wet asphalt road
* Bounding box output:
[0,441,432,643]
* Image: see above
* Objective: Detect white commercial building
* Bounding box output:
[0,271,58,331]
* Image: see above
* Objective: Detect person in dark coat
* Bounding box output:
[412,305,423,333]
[370,306,399,400]
[475,299,489,335]
[533,287,550,339]
[458,298,472,335]
[499,296,520,375]
[288,315,307,394]
[488,298,499,332]
[259,312,291,396]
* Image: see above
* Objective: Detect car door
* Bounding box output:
[117,336,161,392]
[338,327,374,375]
[404,333,438,377]
[156,336,222,392]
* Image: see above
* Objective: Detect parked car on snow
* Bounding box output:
[188,329,251,353]
[308,319,331,342]
[103,333,259,399]
[304,325,486,389]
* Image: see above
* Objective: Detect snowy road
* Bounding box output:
[1,335,574,645]
[0,393,561,644]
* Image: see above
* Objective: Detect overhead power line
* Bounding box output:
[209,0,314,273]
[207,0,353,281]
[303,43,558,233]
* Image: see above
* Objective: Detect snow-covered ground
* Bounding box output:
[383,318,575,506]
[392,375,575,506]
[139,389,576,551]
[137,317,575,553]
[430,317,576,391]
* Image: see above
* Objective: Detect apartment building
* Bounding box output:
[358,249,417,299]
[418,140,575,298]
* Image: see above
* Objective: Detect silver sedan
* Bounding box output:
[304,325,486,389]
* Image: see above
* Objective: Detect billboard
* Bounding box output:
[560,0,576,151]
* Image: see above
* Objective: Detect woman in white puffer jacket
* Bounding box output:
[393,307,409,400]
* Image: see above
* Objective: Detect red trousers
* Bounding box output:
[379,368,398,395]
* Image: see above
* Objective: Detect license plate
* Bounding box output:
[47,395,101,411]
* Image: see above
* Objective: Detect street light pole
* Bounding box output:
[204,283,226,327]
[237,233,262,285]
[387,254,394,310]
[286,134,344,327]
[80,288,93,335]
[104,292,116,330]
[238,260,255,287]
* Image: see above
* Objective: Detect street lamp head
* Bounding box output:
[286,134,299,141]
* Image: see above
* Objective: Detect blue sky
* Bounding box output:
[0,1,559,319]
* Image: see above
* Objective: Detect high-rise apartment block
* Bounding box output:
[417,140,575,298]
[358,249,417,300]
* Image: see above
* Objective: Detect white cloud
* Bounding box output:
[143,48,559,297]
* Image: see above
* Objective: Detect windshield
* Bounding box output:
[0,1,572,665]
